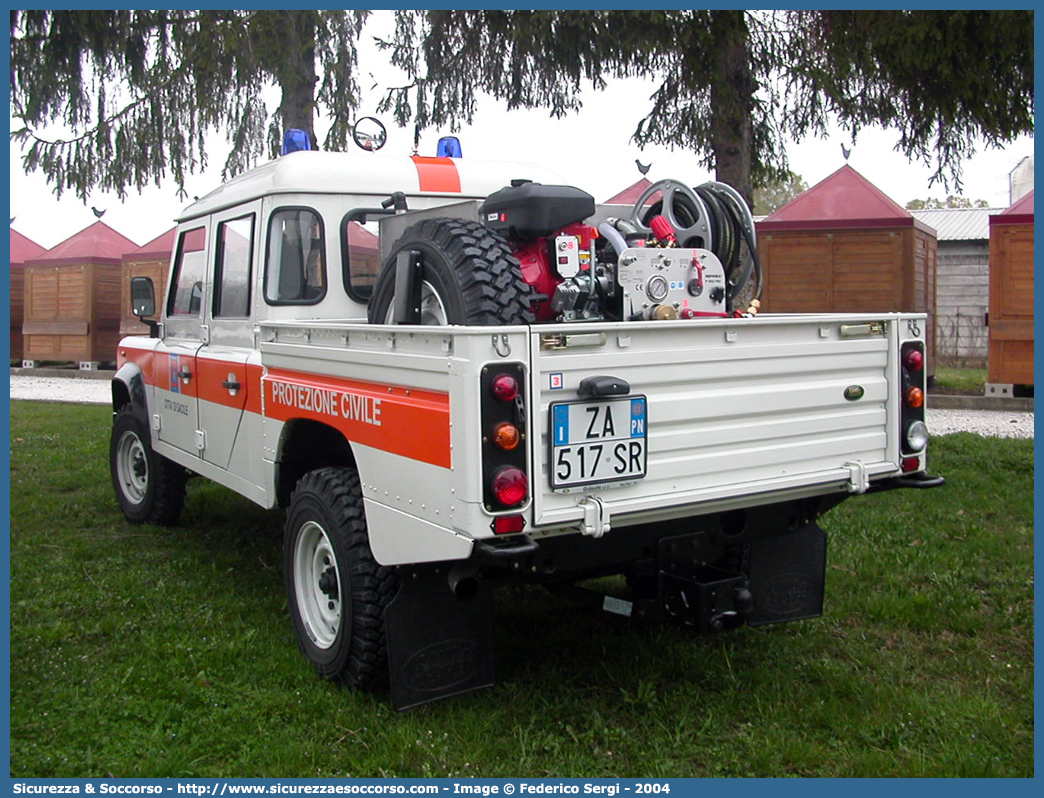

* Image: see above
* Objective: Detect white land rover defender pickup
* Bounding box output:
[110,129,943,709]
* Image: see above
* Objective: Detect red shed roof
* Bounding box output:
[346,220,378,253]
[124,227,176,261]
[604,177,654,206]
[10,229,47,265]
[991,189,1034,227]
[28,221,139,266]
[759,164,932,233]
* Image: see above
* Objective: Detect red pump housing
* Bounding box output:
[512,223,599,321]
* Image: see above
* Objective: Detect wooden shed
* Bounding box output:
[9,229,47,361]
[756,165,939,372]
[121,228,175,336]
[22,221,138,368]
[987,190,1034,392]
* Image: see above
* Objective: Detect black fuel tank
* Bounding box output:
[481,181,595,239]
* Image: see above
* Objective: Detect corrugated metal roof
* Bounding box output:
[910,207,1002,241]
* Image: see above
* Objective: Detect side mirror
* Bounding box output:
[352,117,387,152]
[130,276,159,337]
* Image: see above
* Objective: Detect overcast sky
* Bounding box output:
[8,12,1034,251]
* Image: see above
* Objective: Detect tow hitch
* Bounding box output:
[660,565,753,632]
[546,520,829,633]
[545,563,753,633]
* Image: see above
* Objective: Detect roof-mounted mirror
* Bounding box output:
[352,117,387,152]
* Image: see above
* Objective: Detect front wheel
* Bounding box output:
[284,467,398,687]
[110,405,186,525]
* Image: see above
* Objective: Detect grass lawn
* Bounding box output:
[932,366,988,396]
[9,402,1034,777]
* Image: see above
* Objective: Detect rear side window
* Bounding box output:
[168,227,207,316]
[342,209,390,302]
[265,209,326,304]
[214,215,254,318]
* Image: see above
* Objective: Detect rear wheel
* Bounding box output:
[368,217,533,325]
[284,467,398,687]
[110,405,186,525]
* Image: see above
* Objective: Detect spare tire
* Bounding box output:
[368,217,533,326]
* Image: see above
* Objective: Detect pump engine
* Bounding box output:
[479,177,762,323]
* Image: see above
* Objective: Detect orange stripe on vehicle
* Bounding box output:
[264,368,452,469]
[412,155,461,193]
[118,350,450,469]
[195,358,256,412]
[116,344,155,385]
[117,344,199,398]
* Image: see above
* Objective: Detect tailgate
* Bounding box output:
[529,315,901,527]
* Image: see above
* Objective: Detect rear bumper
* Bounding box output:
[868,472,945,492]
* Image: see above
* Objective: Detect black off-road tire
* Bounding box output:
[368,217,534,325]
[284,467,399,688]
[110,405,187,525]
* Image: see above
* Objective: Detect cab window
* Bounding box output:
[265,208,326,304]
[214,215,254,318]
[168,227,207,316]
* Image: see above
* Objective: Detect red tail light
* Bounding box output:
[900,341,927,457]
[491,466,528,507]
[482,363,528,513]
[490,373,519,402]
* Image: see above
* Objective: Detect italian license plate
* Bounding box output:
[549,395,647,490]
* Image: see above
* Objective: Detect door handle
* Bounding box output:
[222,373,241,393]
[178,365,192,383]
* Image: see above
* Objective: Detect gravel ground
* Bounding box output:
[926,408,1034,439]
[9,374,1034,439]
[11,375,113,405]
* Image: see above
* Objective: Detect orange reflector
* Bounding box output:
[904,387,924,408]
[493,515,526,535]
[492,422,520,451]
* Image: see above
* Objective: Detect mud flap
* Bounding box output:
[384,568,495,711]
[747,522,827,626]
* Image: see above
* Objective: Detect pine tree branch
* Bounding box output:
[12,64,189,149]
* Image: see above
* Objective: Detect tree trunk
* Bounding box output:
[709,11,754,208]
[279,11,319,148]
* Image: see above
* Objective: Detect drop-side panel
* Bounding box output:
[530,316,900,527]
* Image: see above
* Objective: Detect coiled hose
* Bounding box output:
[636,182,763,313]
[695,182,763,310]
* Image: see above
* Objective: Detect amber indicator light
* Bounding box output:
[492,422,520,451]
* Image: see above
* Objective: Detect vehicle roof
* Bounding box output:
[177,151,566,222]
